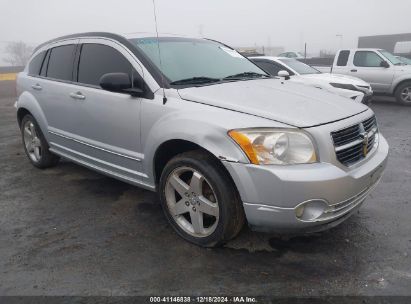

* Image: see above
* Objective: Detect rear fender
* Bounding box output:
[17,91,49,141]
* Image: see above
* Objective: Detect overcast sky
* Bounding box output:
[1,0,410,64]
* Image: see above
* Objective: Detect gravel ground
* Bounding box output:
[0,80,410,296]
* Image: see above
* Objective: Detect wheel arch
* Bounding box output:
[392,78,411,95]
[16,91,49,139]
[153,139,238,187]
[17,107,31,127]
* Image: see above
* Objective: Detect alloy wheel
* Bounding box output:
[401,87,411,103]
[164,166,219,237]
[23,120,42,162]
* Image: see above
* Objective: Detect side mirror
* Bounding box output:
[380,61,390,68]
[278,70,290,80]
[100,73,144,97]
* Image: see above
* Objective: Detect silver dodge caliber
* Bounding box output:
[16,32,389,247]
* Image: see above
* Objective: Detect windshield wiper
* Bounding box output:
[223,72,271,80]
[170,77,221,85]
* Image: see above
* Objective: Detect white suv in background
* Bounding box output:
[250,56,373,104]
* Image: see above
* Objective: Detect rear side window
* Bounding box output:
[253,60,290,76]
[336,50,350,66]
[40,50,50,77]
[353,51,384,67]
[77,44,132,87]
[46,45,76,81]
[28,51,46,76]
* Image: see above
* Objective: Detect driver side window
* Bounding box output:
[354,51,384,67]
[77,43,143,88]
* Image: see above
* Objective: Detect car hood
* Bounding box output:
[300,73,370,86]
[178,79,368,128]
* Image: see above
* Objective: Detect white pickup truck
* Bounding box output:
[315,49,411,105]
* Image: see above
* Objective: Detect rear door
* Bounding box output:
[26,49,48,109]
[62,39,147,183]
[31,40,78,147]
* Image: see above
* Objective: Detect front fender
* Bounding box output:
[140,98,288,185]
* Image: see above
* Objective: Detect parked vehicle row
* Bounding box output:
[16,32,388,247]
[249,56,373,104]
[277,51,306,59]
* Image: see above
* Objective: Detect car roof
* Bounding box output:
[340,48,384,52]
[33,31,196,52]
[124,32,190,39]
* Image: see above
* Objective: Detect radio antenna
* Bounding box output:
[152,0,167,104]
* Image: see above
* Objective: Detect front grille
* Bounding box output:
[331,115,378,166]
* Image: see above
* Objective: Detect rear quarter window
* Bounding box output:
[28,51,46,76]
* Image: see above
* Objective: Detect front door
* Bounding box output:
[350,51,394,93]
[63,41,147,184]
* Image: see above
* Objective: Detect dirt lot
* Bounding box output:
[0,80,410,296]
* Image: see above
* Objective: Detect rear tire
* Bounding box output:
[159,150,245,247]
[21,114,60,169]
[394,81,411,106]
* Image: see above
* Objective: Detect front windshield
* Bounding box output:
[129,37,267,84]
[278,58,321,75]
[380,50,403,65]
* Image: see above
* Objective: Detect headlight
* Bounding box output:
[228,129,317,165]
[329,83,358,91]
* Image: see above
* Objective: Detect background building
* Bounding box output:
[358,33,411,56]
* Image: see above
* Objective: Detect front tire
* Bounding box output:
[21,114,60,169]
[394,81,411,106]
[159,150,245,247]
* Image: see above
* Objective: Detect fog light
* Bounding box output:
[295,205,305,218]
[295,200,329,222]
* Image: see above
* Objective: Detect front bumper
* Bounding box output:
[362,93,373,104]
[223,135,389,233]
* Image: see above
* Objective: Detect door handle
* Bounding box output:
[350,69,357,72]
[31,84,42,90]
[70,92,86,100]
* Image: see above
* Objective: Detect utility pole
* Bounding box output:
[336,34,343,50]
[304,43,307,59]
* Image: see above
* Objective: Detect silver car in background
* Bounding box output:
[250,56,373,103]
[16,32,389,247]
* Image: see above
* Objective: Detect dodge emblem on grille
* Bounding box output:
[359,123,369,156]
